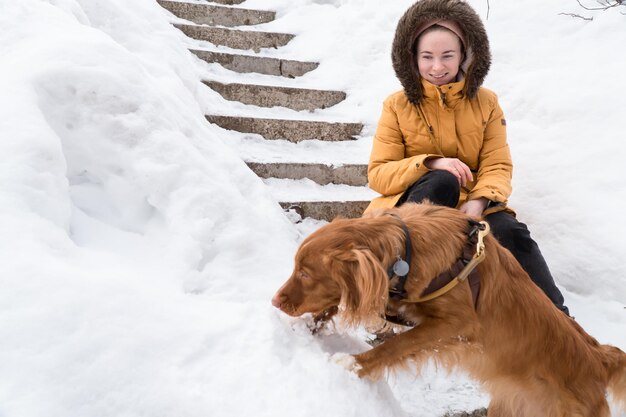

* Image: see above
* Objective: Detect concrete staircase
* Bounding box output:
[158,0,372,222]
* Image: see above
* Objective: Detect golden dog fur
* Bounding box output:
[272,203,626,417]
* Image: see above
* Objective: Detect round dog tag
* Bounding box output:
[392,259,410,277]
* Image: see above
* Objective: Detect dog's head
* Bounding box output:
[271,217,396,325]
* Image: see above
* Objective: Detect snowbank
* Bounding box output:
[0,0,624,416]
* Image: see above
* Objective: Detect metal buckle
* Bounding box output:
[476,221,490,258]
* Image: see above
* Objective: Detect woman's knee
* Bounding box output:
[425,170,460,191]
[402,170,460,207]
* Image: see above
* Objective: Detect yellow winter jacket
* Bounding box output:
[365,79,513,214]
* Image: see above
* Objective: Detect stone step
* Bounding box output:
[206,115,362,142]
[158,0,273,26]
[174,24,294,51]
[444,408,487,417]
[175,0,245,4]
[191,50,319,78]
[204,80,346,111]
[246,162,367,186]
[211,0,245,4]
[280,201,369,222]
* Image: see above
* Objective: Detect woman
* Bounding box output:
[365,0,569,314]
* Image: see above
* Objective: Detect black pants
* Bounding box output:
[398,170,569,315]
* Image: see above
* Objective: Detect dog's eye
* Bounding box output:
[299,271,311,280]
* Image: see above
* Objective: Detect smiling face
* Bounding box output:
[416,27,463,86]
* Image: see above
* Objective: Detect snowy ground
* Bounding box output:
[0,0,624,416]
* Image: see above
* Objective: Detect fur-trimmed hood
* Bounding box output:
[392,0,491,104]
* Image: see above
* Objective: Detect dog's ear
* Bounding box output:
[327,247,388,324]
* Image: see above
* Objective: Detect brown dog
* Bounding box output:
[272,203,626,417]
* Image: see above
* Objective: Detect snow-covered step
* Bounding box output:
[281,200,369,221]
[444,408,487,417]
[206,115,362,142]
[246,162,367,186]
[170,0,244,4]
[158,1,274,27]
[211,0,244,4]
[174,24,294,51]
[191,50,319,77]
[233,135,372,165]
[204,80,346,111]
[262,178,376,221]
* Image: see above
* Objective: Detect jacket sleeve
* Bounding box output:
[467,94,513,204]
[368,96,439,196]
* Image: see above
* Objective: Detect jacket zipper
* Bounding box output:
[438,87,447,108]
[436,88,447,154]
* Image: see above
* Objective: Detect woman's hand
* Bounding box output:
[424,157,473,187]
[459,198,489,218]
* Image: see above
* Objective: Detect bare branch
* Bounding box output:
[576,0,624,10]
[486,0,490,20]
[559,11,594,20]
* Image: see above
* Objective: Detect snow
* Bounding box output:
[0,0,624,416]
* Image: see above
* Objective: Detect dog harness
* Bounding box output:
[386,216,490,324]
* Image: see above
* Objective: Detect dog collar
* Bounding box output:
[386,217,490,307]
[386,214,412,300]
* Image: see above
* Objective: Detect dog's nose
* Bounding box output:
[271,292,283,308]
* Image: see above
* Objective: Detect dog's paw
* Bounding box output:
[330,352,362,373]
[301,307,339,335]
